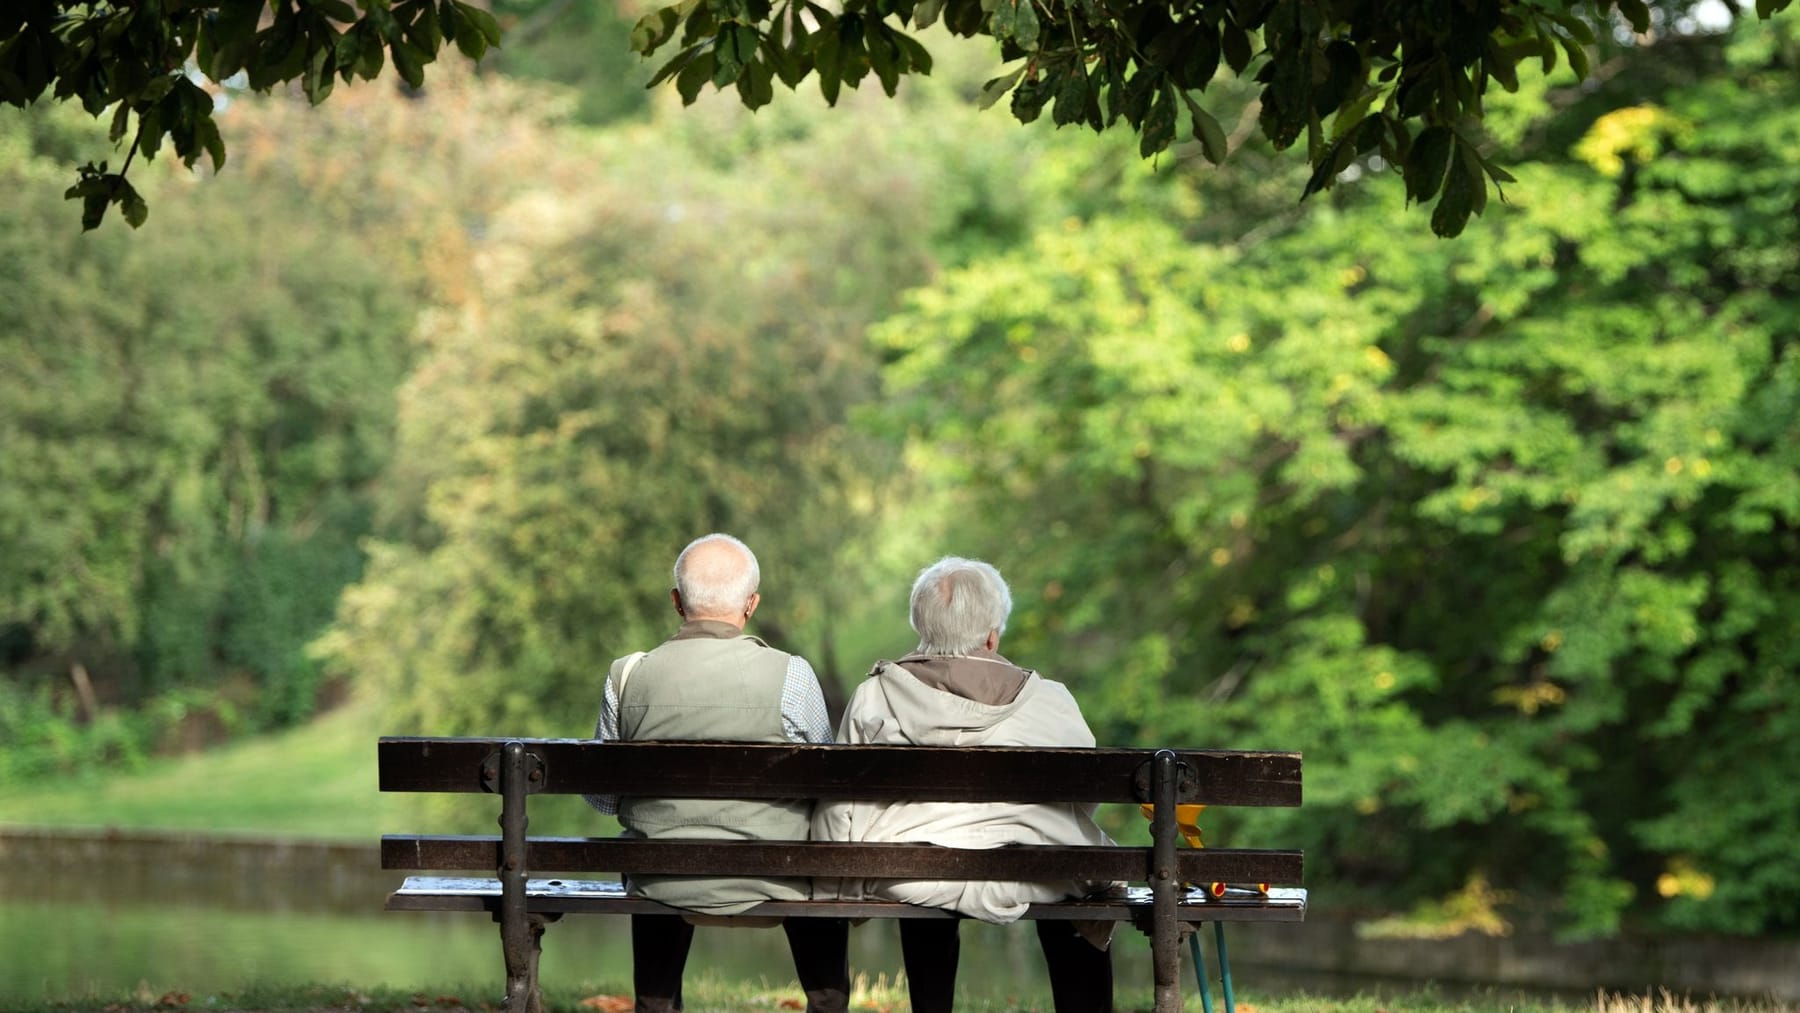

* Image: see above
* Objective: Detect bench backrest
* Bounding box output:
[378,738,1302,806]
[378,738,1303,886]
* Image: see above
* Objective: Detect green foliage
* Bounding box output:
[632,0,1795,237]
[0,87,489,759]
[10,0,1796,235]
[316,90,1027,736]
[222,531,367,727]
[0,0,499,228]
[6,1,1799,949]
[871,20,1800,936]
[487,0,654,125]
[0,679,246,784]
[0,681,142,781]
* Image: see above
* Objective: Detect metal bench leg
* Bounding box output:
[498,740,545,1013]
[500,913,549,1013]
[1188,929,1214,1013]
[1213,922,1236,1013]
[1149,749,1183,1013]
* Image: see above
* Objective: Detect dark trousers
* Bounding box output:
[631,913,850,1013]
[898,918,1114,1013]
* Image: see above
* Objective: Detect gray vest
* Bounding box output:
[608,622,812,913]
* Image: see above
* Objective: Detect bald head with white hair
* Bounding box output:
[671,533,761,628]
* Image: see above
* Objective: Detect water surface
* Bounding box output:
[0,829,1149,1003]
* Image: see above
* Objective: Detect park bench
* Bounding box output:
[378,738,1304,1013]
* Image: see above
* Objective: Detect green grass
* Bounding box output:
[18,982,1800,1013]
[0,702,387,839]
[0,697,618,839]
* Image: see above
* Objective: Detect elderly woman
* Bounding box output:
[813,557,1115,1013]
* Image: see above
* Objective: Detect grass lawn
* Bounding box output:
[19,981,1798,1013]
[0,702,388,839]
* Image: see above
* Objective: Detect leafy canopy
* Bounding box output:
[0,0,500,229]
[630,0,1794,236]
[7,1,1797,233]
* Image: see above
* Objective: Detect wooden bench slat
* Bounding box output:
[376,739,1302,807]
[386,876,1309,923]
[380,835,1304,885]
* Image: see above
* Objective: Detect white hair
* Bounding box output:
[673,533,761,617]
[910,556,1012,656]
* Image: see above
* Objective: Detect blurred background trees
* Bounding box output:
[2,3,1795,942]
[871,19,1800,937]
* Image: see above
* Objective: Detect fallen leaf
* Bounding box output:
[577,995,633,1013]
[437,997,466,1007]
[155,991,190,1008]
[778,1000,805,1010]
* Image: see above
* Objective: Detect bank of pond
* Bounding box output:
[1,829,1794,1006]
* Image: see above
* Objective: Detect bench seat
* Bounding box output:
[388,875,1309,922]
[381,834,1303,884]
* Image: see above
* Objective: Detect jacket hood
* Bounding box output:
[869,655,1042,746]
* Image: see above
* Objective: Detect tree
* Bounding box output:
[0,0,502,229]
[0,68,564,775]
[484,0,656,125]
[314,84,1034,746]
[7,1,1795,234]
[0,106,414,770]
[631,0,1793,236]
[870,19,1800,935]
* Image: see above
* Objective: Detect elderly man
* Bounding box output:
[813,556,1116,1013]
[586,533,849,1013]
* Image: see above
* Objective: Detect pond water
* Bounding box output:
[9,829,1793,1006]
[2,897,1117,1002]
[0,829,1162,1004]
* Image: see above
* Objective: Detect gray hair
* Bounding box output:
[673,533,761,617]
[910,556,1012,656]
